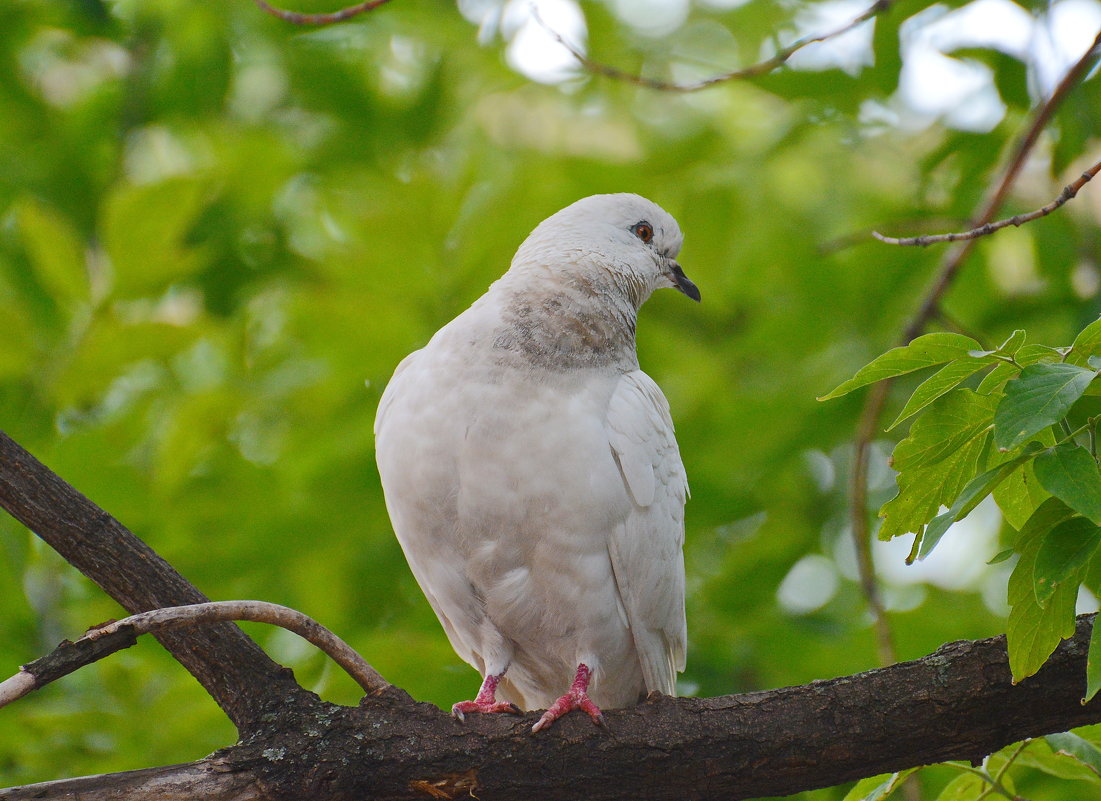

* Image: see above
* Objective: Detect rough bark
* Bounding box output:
[0,759,264,801]
[4,429,1101,800]
[3,617,1101,801]
[0,431,308,730]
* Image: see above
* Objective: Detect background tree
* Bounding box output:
[2,0,1101,798]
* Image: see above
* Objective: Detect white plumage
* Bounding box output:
[374,193,696,731]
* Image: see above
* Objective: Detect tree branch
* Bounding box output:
[253,0,393,25]
[1,601,389,711]
[4,616,1101,801]
[0,625,138,709]
[536,0,894,92]
[0,760,263,801]
[0,431,309,731]
[874,157,1101,246]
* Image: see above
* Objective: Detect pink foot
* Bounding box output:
[451,673,520,721]
[531,663,605,733]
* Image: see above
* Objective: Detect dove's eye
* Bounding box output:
[631,222,654,244]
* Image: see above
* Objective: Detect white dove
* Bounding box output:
[374,193,696,732]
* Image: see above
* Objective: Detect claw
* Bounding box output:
[451,673,520,721]
[452,699,520,720]
[531,663,604,733]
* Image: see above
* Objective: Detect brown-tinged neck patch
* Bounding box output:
[491,285,639,371]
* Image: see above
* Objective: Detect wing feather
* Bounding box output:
[605,371,688,695]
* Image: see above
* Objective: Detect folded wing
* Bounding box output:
[604,370,689,695]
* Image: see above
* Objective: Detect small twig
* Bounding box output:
[818,219,962,254]
[874,158,1101,246]
[534,0,894,92]
[977,739,1033,801]
[947,760,1028,801]
[0,673,36,709]
[0,600,388,710]
[254,0,392,25]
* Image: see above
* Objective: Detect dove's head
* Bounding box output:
[510,194,699,309]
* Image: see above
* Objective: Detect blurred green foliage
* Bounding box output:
[1,0,1101,798]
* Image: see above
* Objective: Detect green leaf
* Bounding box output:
[1088,622,1101,702]
[889,389,998,471]
[994,363,1098,451]
[977,344,1063,395]
[818,333,982,401]
[1034,444,1101,525]
[1013,497,1080,549]
[1033,516,1101,605]
[988,548,1015,564]
[1016,742,1101,782]
[879,442,986,542]
[933,770,985,801]
[878,390,997,541]
[886,358,991,432]
[976,361,1019,395]
[1068,316,1101,367]
[842,769,917,801]
[967,329,1026,359]
[993,458,1052,530]
[998,328,1027,355]
[1046,733,1101,778]
[1007,499,1081,681]
[919,443,1044,560]
[17,198,88,303]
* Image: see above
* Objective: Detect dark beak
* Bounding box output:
[670,262,701,302]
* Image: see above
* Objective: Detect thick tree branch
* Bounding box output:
[4,616,1101,801]
[1,601,388,711]
[0,431,308,731]
[874,157,1101,246]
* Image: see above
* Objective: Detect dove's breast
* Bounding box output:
[375,312,648,709]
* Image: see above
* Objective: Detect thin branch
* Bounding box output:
[92,601,389,693]
[0,673,36,709]
[0,431,308,730]
[818,218,962,254]
[253,0,392,25]
[874,158,1101,246]
[847,29,1101,672]
[982,738,1034,801]
[535,0,894,92]
[0,601,388,712]
[0,759,263,801]
[850,380,897,667]
[0,625,137,710]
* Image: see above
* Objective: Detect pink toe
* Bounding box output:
[531,663,605,732]
[452,673,520,720]
[452,699,519,718]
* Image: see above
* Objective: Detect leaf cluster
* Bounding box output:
[824,320,1101,687]
[847,728,1101,800]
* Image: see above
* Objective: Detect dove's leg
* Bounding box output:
[531,663,604,733]
[452,672,520,720]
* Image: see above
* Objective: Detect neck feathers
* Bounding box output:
[489,276,639,371]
